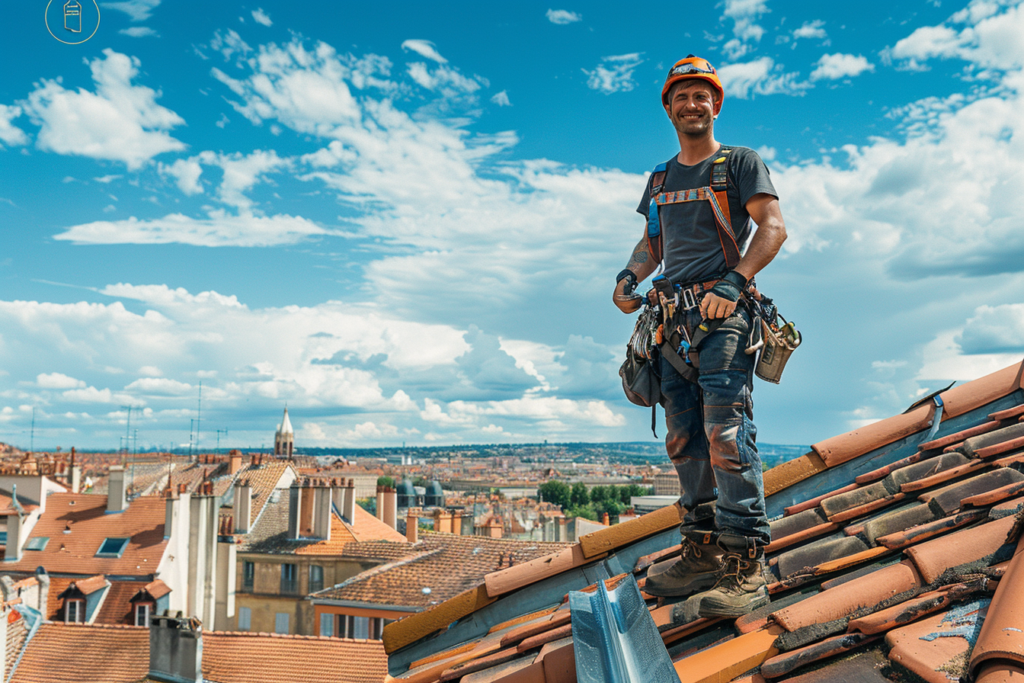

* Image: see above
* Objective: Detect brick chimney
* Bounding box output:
[233,480,252,534]
[343,479,356,525]
[107,466,127,513]
[602,512,610,526]
[383,487,397,530]
[149,614,203,683]
[228,450,242,476]
[5,485,28,562]
[312,479,332,540]
[451,511,462,536]
[406,509,418,543]
[69,447,81,494]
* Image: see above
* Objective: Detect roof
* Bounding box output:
[200,631,386,683]
[7,622,387,683]
[3,493,167,575]
[280,407,294,434]
[9,622,149,683]
[238,488,407,555]
[313,532,572,610]
[381,358,1024,683]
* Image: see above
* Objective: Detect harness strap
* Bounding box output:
[646,162,668,264]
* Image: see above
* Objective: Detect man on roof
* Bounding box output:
[613,55,788,616]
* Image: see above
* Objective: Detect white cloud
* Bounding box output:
[888,1,1024,71]
[101,0,160,21]
[491,90,511,106]
[158,158,204,195]
[120,27,158,38]
[718,57,809,98]
[583,53,644,94]
[810,53,875,81]
[196,150,291,209]
[721,0,769,59]
[53,212,332,247]
[62,385,134,404]
[94,174,122,184]
[0,105,28,147]
[793,19,827,40]
[251,8,272,26]
[37,373,85,389]
[401,39,447,64]
[125,377,193,395]
[406,63,483,95]
[546,9,581,24]
[19,50,185,170]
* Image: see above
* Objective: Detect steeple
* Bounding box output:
[274,407,294,458]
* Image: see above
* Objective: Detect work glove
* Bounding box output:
[708,270,747,303]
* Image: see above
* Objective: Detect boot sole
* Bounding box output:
[697,590,770,617]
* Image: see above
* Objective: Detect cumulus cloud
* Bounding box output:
[721,0,769,59]
[53,213,332,247]
[887,1,1024,70]
[119,27,158,38]
[251,8,272,26]
[490,90,511,106]
[810,53,875,81]
[0,284,626,446]
[792,19,827,40]
[18,49,185,169]
[583,53,644,94]
[101,0,160,21]
[401,39,447,64]
[546,9,581,24]
[0,105,28,147]
[718,57,809,98]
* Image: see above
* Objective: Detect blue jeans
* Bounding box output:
[659,304,770,545]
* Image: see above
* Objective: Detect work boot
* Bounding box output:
[696,544,769,617]
[644,534,723,598]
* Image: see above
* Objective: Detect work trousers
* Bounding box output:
[659,304,770,545]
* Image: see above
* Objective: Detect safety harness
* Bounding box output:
[646,146,741,271]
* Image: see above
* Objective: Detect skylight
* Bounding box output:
[25,537,48,551]
[95,537,129,558]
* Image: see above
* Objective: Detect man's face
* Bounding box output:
[664,81,721,137]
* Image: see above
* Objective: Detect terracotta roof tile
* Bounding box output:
[969,536,1024,677]
[9,622,149,683]
[202,631,387,683]
[886,599,991,683]
[904,513,1017,584]
[95,580,147,626]
[3,493,166,575]
[5,612,27,676]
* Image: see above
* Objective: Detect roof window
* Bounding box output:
[25,537,48,551]
[95,537,129,557]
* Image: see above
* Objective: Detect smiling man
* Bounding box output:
[612,55,787,616]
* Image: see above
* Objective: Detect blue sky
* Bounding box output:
[1,0,1023,451]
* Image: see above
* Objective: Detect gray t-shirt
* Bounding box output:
[636,146,777,285]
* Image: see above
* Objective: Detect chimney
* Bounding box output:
[288,482,302,539]
[451,511,462,536]
[438,511,452,534]
[602,512,610,526]
[107,466,126,513]
[383,487,397,530]
[149,614,203,683]
[375,486,385,521]
[229,450,242,476]
[233,480,252,534]
[313,480,332,540]
[5,487,27,562]
[343,479,356,525]
[406,509,418,543]
[330,479,345,521]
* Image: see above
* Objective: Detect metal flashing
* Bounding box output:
[569,574,680,683]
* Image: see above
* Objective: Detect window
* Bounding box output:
[242,561,254,591]
[309,565,324,593]
[0,531,6,545]
[274,612,289,634]
[65,599,83,624]
[352,616,369,639]
[280,563,298,595]
[96,537,130,557]
[26,537,49,551]
[238,606,251,630]
[319,612,334,637]
[372,618,384,640]
[135,603,151,627]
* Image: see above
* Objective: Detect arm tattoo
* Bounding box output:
[627,243,649,268]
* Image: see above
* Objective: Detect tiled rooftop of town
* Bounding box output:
[380,359,1024,683]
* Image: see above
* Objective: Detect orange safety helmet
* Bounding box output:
[661,55,724,106]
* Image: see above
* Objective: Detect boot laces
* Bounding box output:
[715,553,759,593]
[681,538,703,560]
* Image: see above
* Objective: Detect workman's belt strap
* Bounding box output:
[661,318,725,385]
[654,186,740,269]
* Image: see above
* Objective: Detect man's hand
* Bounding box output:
[700,292,737,319]
[613,279,642,313]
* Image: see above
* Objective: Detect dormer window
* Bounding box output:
[135,602,152,627]
[96,537,129,558]
[26,537,48,551]
[65,599,84,623]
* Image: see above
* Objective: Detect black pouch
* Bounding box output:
[619,346,661,407]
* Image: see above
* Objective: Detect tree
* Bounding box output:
[570,482,590,507]
[590,486,608,504]
[567,503,597,521]
[377,475,395,488]
[357,497,376,516]
[413,476,430,488]
[538,480,571,510]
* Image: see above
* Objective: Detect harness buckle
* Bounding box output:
[681,287,698,310]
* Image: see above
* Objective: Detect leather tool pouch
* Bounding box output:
[754,308,801,384]
[619,306,662,407]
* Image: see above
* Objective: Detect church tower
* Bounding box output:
[274,407,294,458]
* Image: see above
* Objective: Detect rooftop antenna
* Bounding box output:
[120,404,134,465]
[195,381,203,454]
[216,429,228,452]
[29,407,36,453]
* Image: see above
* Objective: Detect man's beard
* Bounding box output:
[673,112,713,138]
